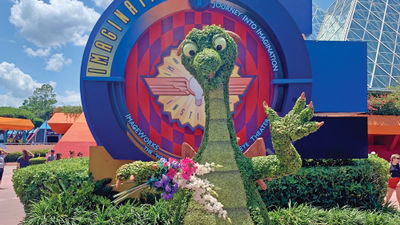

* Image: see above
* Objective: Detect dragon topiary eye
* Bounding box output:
[183,43,198,57]
[214,37,227,51]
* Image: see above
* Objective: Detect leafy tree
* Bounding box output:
[53,105,82,114]
[53,105,83,120]
[20,84,57,121]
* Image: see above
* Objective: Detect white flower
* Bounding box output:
[172,162,229,221]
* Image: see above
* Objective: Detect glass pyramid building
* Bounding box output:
[318,0,400,90]
[308,2,327,40]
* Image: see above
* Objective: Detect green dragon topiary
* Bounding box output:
[116,25,323,224]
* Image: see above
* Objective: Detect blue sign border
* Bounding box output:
[80,0,312,160]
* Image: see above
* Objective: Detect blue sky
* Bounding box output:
[314,0,335,10]
[0,0,112,107]
[0,0,333,108]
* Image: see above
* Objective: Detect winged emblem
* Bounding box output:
[144,77,253,106]
[141,48,253,129]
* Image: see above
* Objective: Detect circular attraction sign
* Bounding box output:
[81,0,311,160]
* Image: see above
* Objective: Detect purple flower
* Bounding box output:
[165,184,172,193]
[172,183,178,193]
[154,180,163,188]
[161,174,170,184]
[162,193,174,200]
[159,158,167,164]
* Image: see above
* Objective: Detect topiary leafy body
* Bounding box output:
[116,25,322,224]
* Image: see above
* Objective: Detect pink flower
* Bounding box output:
[167,168,177,178]
[181,158,197,176]
[181,171,191,180]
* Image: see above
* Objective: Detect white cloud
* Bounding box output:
[10,0,100,48]
[0,93,25,107]
[0,62,54,107]
[0,62,42,98]
[49,81,57,89]
[56,90,81,106]
[45,53,72,72]
[24,47,50,57]
[92,0,112,9]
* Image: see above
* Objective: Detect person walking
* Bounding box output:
[16,149,34,169]
[0,149,8,185]
[384,154,400,205]
[46,149,56,162]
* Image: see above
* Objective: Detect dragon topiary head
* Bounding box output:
[178,25,240,90]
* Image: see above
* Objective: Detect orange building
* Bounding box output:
[368,115,400,161]
[49,113,96,158]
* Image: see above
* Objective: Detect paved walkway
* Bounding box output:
[0,164,25,225]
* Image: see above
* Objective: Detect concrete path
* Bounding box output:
[0,163,25,225]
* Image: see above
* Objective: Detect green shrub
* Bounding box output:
[267,203,400,225]
[29,157,46,165]
[260,155,390,210]
[5,151,22,162]
[32,118,43,128]
[12,158,90,206]
[6,149,49,162]
[0,107,35,120]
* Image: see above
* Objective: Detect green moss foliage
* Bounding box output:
[181,25,237,90]
[116,161,156,183]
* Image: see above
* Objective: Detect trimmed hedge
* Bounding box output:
[12,158,90,206]
[30,157,46,165]
[260,155,390,210]
[5,149,49,162]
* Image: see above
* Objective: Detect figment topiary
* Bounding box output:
[116,25,323,224]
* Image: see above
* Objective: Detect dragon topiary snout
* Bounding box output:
[193,48,222,79]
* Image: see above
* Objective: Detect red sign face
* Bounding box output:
[125,10,275,157]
